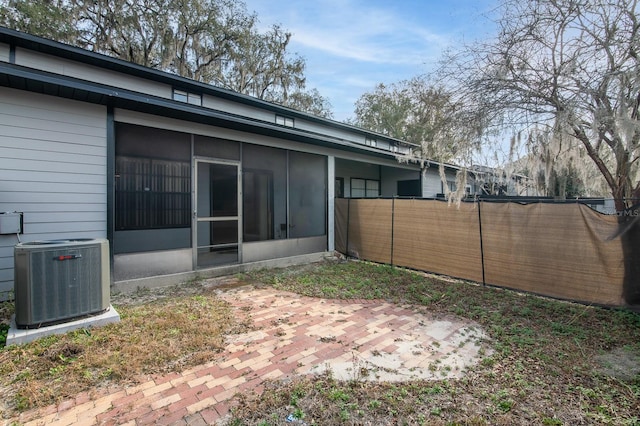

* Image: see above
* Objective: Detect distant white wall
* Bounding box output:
[0,87,107,298]
[422,167,443,197]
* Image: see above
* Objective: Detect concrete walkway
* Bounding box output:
[13,284,489,425]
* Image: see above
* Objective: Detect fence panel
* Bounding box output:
[334,198,627,306]
[334,198,348,254]
[346,199,393,264]
[481,202,624,305]
[393,199,483,283]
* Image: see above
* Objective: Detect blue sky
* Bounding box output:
[243,0,498,122]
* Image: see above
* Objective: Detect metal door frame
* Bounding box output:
[192,157,242,269]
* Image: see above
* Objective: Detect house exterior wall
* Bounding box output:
[0,87,107,298]
[10,47,410,158]
[112,109,335,280]
[423,167,444,197]
[335,159,380,198]
[203,95,276,123]
[0,29,434,292]
[15,48,171,98]
[380,166,421,197]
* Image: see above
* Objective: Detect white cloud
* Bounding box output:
[279,0,449,65]
[246,0,450,65]
[242,0,495,121]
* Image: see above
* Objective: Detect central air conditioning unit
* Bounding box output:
[14,238,111,329]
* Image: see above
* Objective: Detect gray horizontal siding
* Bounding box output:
[0,202,104,213]
[0,135,106,156]
[423,169,443,197]
[0,169,105,185]
[0,87,107,298]
[0,145,104,165]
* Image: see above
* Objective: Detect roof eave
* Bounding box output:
[0,61,413,161]
[0,26,417,149]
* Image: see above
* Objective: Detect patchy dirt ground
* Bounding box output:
[2,260,640,425]
[596,346,640,382]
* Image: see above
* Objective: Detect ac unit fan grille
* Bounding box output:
[14,239,110,328]
[29,246,103,324]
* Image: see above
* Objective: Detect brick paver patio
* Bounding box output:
[11,283,488,425]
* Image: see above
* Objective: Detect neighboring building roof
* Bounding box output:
[0,26,418,160]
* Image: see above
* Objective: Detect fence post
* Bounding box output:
[390,197,395,266]
[478,199,486,286]
[346,198,350,258]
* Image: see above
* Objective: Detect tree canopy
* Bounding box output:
[352,0,640,206]
[447,0,640,210]
[351,76,486,199]
[0,0,333,118]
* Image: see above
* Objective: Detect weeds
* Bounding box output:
[234,260,640,425]
[2,260,639,424]
[0,292,247,415]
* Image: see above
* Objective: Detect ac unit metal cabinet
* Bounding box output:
[14,238,110,329]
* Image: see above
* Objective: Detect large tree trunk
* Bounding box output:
[611,185,640,305]
[620,212,640,305]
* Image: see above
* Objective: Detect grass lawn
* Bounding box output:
[1,259,639,425]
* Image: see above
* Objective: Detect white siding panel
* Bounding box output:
[0,180,105,194]
[0,114,105,139]
[0,125,105,147]
[0,146,104,165]
[0,99,108,129]
[0,158,104,175]
[0,42,9,62]
[0,192,105,204]
[423,168,443,197]
[16,48,171,99]
[0,87,107,298]
[27,211,106,223]
[0,247,14,259]
[0,269,12,283]
[0,170,105,185]
[0,202,105,213]
[25,222,105,234]
[0,256,12,270]
[0,136,106,156]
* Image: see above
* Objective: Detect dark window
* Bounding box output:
[397,179,421,197]
[275,115,294,127]
[194,135,240,160]
[243,169,274,241]
[289,151,326,238]
[242,145,287,241]
[351,178,380,198]
[173,89,202,106]
[242,146,326,241]
[115,156,191,230]
[335,177,344,198]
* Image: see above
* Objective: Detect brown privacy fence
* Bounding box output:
[335,198,626,306]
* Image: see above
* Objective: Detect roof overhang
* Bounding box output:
[0,26,416,151]
[0,61,414,161]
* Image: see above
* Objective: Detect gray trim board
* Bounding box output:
[106,105,115,279]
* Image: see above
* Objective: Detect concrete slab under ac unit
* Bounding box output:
[5,305,120,346]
